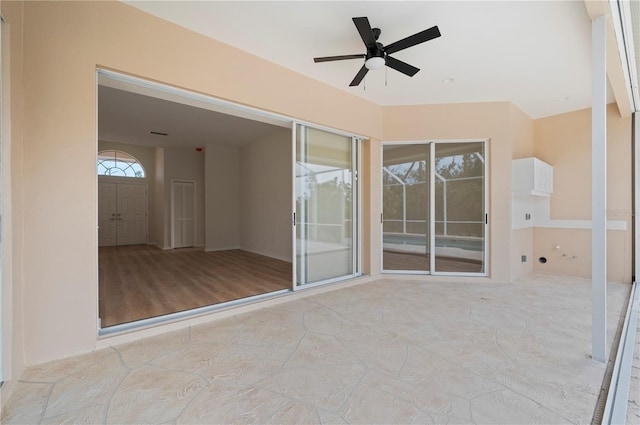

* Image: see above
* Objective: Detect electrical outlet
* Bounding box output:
[521,255,527,263]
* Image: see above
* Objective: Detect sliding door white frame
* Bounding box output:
[292,122,362,291]
[0,14,4,383]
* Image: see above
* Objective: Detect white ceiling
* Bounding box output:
[124,0,603,119]
[98,86,284,148]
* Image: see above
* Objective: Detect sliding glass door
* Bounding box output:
[295,125,359,287]
[433,142,486,275]
[382,144,430,272]
[382,140,487,276]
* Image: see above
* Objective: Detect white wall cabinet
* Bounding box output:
[512,157,553,197]
[512,157,553,230]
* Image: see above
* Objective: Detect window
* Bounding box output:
[97,150,145,178]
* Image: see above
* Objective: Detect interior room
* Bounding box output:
[97,81,294,327]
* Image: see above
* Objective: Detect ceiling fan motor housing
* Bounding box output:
[366,42,386,60]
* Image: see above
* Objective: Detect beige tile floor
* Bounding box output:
[1,273,631,424]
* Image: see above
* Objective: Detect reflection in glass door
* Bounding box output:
[432,142,486,274]
[382,144,430,272]
[295,125,359,287]
[382,140,487,276]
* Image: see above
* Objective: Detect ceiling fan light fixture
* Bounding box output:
[313,17,441,86]
[365,56,385,70]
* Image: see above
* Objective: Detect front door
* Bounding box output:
[98,182,147,247]
[98,183,118,246]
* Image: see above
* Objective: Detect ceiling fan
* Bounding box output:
[314,17,441,87]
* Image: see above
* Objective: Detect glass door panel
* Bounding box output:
[382,144,430,272]
[296,125,355,286]
[433,142,486,274]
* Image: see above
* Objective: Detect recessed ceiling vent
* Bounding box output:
[149,131,168,136]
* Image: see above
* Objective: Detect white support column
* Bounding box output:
[592,15,608,364]
[635,113,640,281]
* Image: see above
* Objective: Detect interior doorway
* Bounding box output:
[97,70,294,330]
[97,70,364,331]
[171,180,195,248]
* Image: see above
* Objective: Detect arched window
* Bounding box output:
[97,150,146,178]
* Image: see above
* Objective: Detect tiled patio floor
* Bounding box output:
[1,273,630,424]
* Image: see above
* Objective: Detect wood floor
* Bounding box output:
[99,245,291,327]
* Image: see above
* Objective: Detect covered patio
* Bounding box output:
[2,273,629,424]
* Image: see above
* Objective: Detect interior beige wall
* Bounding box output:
[1,0,24,396]
[533,104,632,283]
[205,144,240,251]
[509,104,535,281]
[154,148,166,248]
[98,140,156,244]
[382,102,513,282]
[240,128,292,261]
[164,147,205,248]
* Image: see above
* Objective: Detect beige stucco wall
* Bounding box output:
[240,128,292,262]
[16,0,382,366]
[533,105,632,283]
[361,138,381,276]
[509,104,535,281]
[1,0,25,397]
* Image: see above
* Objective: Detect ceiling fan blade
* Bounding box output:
[349,65,369,87]
[352,17,377,48]
[384,25,441,55]
[386,56,420,77]
[314,54,366,63]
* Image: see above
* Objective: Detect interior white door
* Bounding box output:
[98,182,147,246]
[172,181,195,248]
[98,183,117,247]
[117,184,148,245]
